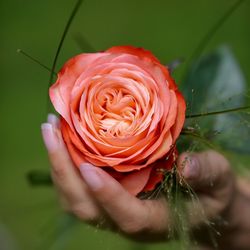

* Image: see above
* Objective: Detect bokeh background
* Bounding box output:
[1,0,250,249]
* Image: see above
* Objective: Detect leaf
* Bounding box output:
[182,46,250,154]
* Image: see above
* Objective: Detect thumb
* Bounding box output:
[178,150,236,223]
[178,150,233,191]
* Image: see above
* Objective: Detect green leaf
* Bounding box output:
[182,46,250,153]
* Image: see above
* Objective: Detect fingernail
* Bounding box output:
[47,113,59,128]
[182,156,199,179]
[41,123,58,152]
[80,164,103,191]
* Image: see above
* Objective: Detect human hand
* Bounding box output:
[41,114,250,249]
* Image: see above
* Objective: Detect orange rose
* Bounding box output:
[50,46,186,195]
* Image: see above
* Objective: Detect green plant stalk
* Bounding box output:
[186,106,250,119]
[180,0,246,83]
[17,49,56,75]
[47,0,84,113]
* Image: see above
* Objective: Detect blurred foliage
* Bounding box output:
[0,0,250,250]
[182,46,250,154]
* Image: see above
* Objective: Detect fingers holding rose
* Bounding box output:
[39,45,245,249]
[41,116,236,246]
[41,114,172,235]
[42,115,101,222]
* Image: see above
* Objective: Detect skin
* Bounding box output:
[41,114,250,250]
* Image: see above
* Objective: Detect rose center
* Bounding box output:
[97,89,137,136]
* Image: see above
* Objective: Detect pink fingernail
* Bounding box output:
[80,164,103,191]
[47,113,59,128]
[41,123,58,152]
[182,156,199,179]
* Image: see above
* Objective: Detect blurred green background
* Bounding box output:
[0,0,250,249]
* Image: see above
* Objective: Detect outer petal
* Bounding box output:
[49,53,105,128]
[61,117,88,166]
[106,46,178,91]
[119,167,152,195]
[106,45,161,64]
[143,148,177,192]
[171,91,186,141]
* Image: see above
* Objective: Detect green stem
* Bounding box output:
[17,49,56,75]
[181,129,217,149]
[186,106,250,119]
[180,0,246,82]
[48,0,84,86]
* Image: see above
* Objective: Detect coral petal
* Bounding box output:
[120,167,152,195]
[106,45,160,64]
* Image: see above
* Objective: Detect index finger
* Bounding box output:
[79,163,170,237]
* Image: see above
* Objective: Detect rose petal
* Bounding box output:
[119,167,152,195]
[106,45,160,64]
[143,148,177,192]
[50,53,106,129]
[171,91,186,141]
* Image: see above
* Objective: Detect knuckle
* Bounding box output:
[100,188,121,205]
[71,205,87,220]
[216,153,232,181]
[119,205,148,234]
[215,194,228,211]
[220,158,231,175]
[51,162,68,181]
[203,150,232,177]
[52,165,67,180]
[120,220,145,234]
[70,204,98,221]
[145,199,168,232]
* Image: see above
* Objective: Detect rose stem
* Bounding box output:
[17,49,56,75]
[185,106,250,119]
[180,129,217,149]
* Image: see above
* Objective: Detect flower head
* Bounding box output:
[50,46,186,195]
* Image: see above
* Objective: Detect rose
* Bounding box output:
[50,46,186,195]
